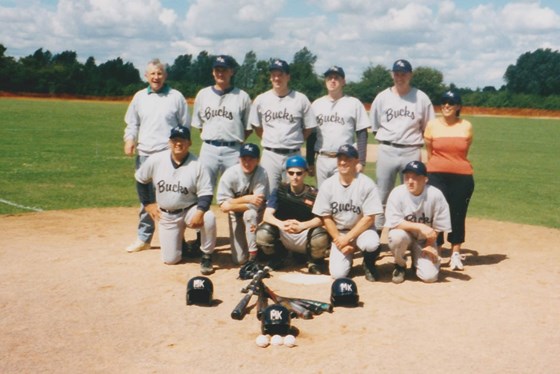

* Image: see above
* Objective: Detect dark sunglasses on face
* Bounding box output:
[287,171,304,176]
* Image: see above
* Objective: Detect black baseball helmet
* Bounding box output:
[261,304,291,336]
[330,278,359,307]
[186,276,213,306]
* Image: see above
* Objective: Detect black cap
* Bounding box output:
[324,66,345,78]
[213,55,237,69]
[336,144,359,159]
[239,143,260,158]
[441,90,462,105]
[269,59,290,74]
[392,59,412,73]
[169,125,191,140]
[402,161,427,176]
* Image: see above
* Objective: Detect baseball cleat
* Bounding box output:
[200,254,214,275]
[392,264,406,284]
[126,239,151,253]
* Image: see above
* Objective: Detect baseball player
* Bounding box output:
[255,155,330,274]
[249,59,317,192]
[217,143,269,265]
[311,66,370,187]
[191,55,253,189]
[123,58,190,253]
[135,126,217,275]
[385,161,451,283]
[369,59,435,230]
[312,145,383,281]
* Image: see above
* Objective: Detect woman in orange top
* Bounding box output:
[424,91,474,271]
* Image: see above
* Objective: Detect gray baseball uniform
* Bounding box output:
[135,150,216,264]
[191,86,252,188]
[249,89,317,191]
[312,173,383,278]
[216,164,269,264]
[385,184,451,282]
[312,95,370,186]
[124,85,190,245]
[370,87,435,229]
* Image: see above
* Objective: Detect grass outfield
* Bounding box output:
[1,98,559,228]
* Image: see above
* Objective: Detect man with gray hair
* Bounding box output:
[123,58,190,253]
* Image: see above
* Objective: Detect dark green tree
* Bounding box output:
[504,48,560,96]
[236,51,258,94]
[288,47,322,101]
[345,64,392,103]
[411,66,446,103]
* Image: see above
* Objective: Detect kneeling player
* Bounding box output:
[255,156,329,274]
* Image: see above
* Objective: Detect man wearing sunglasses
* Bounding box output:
[312,144,383,281]
[255,155,330,274]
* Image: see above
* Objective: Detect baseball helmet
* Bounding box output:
[285,155,308,170]
[186,276,213,306]
[330,278,359,307]
[261,304,291,336]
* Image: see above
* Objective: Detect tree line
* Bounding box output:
[1,43,559,110]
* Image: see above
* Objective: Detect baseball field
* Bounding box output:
[1,97,559,373]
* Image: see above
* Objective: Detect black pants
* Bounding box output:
[428,173,475,245]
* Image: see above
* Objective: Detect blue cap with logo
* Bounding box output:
[403,161,427,176]
[324,66,345,78]
[336,144,359,159]
[213,55,237,69]
[169,125,191,140]
[269,59,290,74]
[239,143,260,158]
[441,90,462,105]
[392,59,413,73]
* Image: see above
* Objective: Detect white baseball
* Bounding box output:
[255,334,270,348]
[283,334,296,347]
[270,334,283,346]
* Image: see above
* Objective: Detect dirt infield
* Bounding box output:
[1,207,559,373]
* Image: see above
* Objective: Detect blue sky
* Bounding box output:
[1,0,559,90]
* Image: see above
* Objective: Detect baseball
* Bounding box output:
[283,334,296,347]
[270,334,283,346]
[255,334,270,348]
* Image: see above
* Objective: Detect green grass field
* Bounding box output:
[1,98,559,228]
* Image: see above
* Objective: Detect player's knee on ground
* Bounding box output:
[416,257,439,283]
[255,223,279,255]
[307,227,330,260]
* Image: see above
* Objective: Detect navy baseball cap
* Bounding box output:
[336,144,359,159]
[239,143,260,158]
[269,59,290,74]
[213,55,237,69]
[403,161,427,176]
[441,90,462,105]
[324,66,345,78]
[169,126,191,140]
[392,59,412,73]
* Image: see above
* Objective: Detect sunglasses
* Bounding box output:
[441,100,458,106]
[287,171,304,176]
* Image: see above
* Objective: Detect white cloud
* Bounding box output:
[0,0,559,89]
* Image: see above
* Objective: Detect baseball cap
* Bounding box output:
[392,59,412,73]
[239,143,260,158]
[324,66,345,78]
[169,125,191,140]
[441,90,462,105]
[336,144,359,159]
[402,161,427,176]
[269,59,290,74]
[213,55,237,69]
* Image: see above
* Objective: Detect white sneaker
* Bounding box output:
[126,239,150,253]
[450,252,465,270]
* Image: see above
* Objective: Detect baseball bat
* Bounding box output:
[255,282,268,321]
[231,268,270,320]
[285,297,333,314]
[262,283,313,320]
[240,266,271,293]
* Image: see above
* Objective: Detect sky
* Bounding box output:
[1,0,559,89]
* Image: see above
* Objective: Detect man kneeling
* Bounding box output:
[255,156,329,274]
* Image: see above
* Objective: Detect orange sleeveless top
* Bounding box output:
[424,118,473,175]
